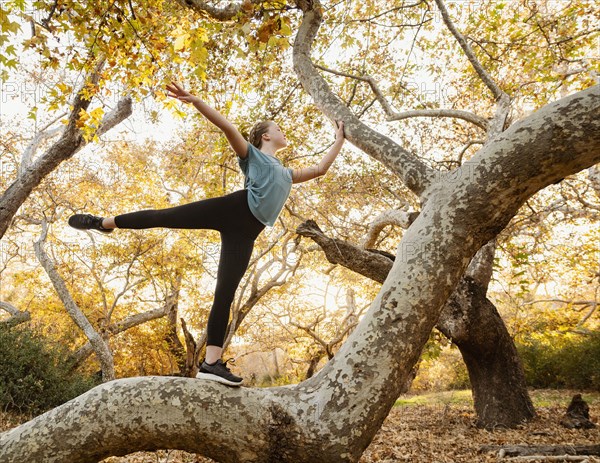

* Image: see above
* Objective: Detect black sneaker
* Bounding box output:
[68,214,113,233]
[196,359,243,387]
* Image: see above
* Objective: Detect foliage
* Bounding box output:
[518,332,600,390]
[0,324,98,413]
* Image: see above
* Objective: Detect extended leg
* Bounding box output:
[113,194,239,231]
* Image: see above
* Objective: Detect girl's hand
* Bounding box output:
[166,81,197,104]
[334,120,345,143]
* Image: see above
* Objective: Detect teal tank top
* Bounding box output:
[238,143,293,227]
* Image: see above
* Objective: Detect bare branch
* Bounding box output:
[71,298,176,368]
[34,219,115,381]
[520,299,598,307]
[316,64,489,130]
[388,109,489,130]
[361,208,419,249]
[456,139,485,164]
[0,301,31,327]
[346,1,426,24]
[433,0,507,101]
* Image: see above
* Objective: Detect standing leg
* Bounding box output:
[206,234,255,348]
[197,233,256,386]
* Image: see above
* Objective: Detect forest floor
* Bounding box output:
[1,389,598,462]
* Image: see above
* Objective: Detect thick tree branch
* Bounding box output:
[297,220,394,283]
[0,61,132,240]
[175,0,261,20]
[433,0,507,102]
[293,0,436,197]
[453,85,600,235]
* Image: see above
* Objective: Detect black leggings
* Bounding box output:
[114,189,265,347]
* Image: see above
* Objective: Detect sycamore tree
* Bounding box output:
[0,0,599,461]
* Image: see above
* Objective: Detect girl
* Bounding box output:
[68,82,345,386]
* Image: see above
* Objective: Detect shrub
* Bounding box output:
[517,332,600,390]
[0,324,98,414]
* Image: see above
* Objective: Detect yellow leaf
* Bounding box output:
[174,32,189,51]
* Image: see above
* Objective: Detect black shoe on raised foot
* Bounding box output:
[196,359,243,387]
[68,214,113,233]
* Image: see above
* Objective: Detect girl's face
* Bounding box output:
[265,122,287,150]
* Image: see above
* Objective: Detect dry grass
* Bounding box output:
[1,390,598,463]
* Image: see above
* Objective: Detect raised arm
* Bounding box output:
[291,121,345,184]
[166,82,248,159]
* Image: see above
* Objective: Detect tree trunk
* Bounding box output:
[438,276,535,428]
[305,351,325,379]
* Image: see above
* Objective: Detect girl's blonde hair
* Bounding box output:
[248,120,273,148]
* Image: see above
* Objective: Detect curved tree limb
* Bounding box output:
[387,108,490,130]
[175,0,262,21]
[388,109,489,130]
[361,208,419,249]
[316,64,490,130]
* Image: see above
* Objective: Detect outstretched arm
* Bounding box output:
[291,121,345,184]
[166,82,248,159]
